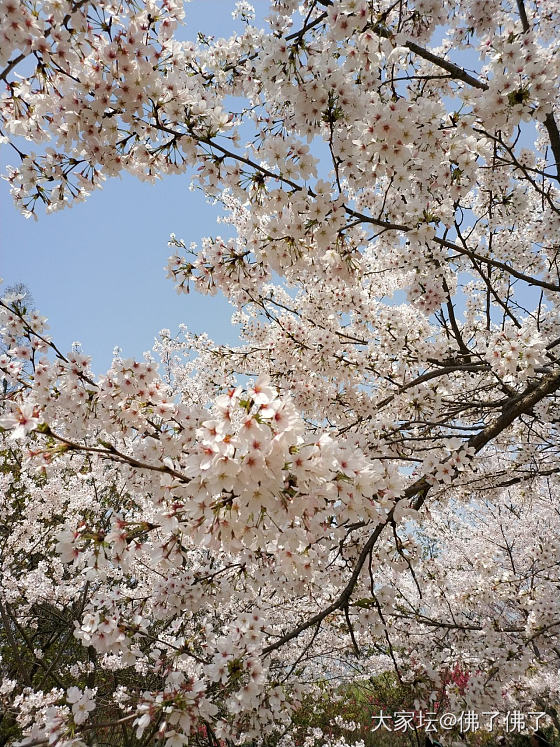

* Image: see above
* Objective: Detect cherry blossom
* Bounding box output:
[2,0,560,744]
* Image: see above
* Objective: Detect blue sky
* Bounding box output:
[1,1,262,372]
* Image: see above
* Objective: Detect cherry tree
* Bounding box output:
[1,0,560,745]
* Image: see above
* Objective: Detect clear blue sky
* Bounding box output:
[1,1,262,372]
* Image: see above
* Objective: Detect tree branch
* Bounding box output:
[262,368,560,657]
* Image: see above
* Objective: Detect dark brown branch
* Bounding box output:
[262,368,560,657]
[405,41,487,91]
[515,0,560,180]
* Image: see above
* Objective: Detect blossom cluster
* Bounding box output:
[2,0,560,744]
